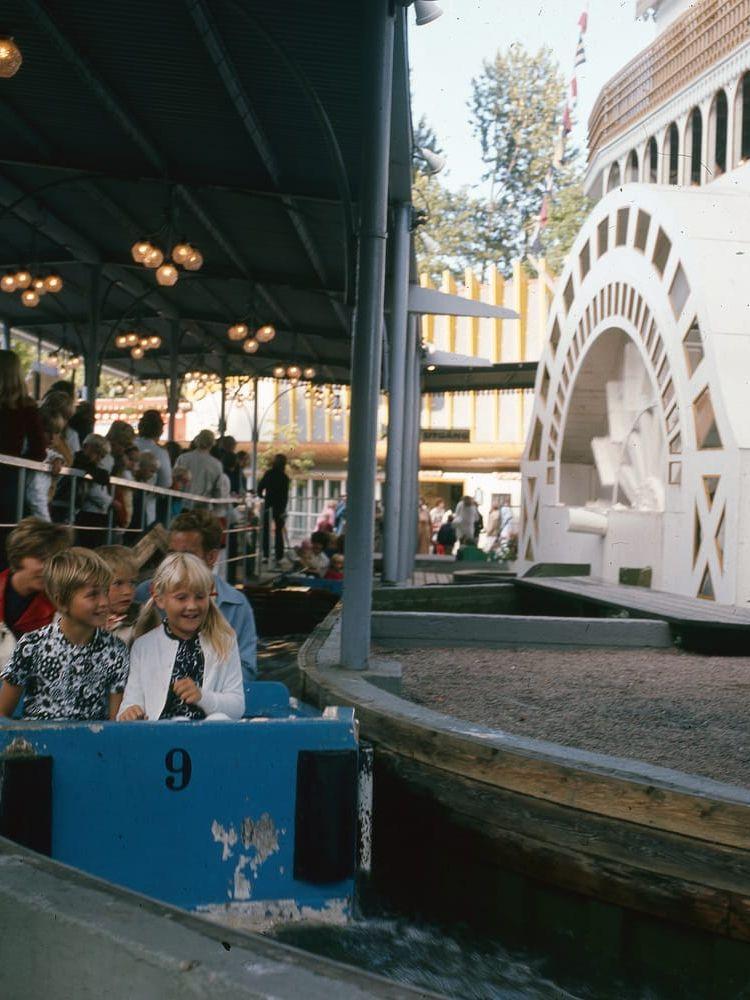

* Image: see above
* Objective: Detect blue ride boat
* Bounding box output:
[0,681,369,932]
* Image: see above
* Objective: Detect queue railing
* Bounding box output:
[0,453,264,585]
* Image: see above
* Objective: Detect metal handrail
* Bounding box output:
[0,452,265,583]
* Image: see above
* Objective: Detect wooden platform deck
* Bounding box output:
[516,576,750,625]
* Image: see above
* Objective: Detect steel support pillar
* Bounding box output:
[250,376,259,491]
[340,0,395,669]
[0,320,9,351]
[397,316,420,581]
[218,357,228,435]
[382,202,410,584]
[85,265,101,403]
[167,319,180,442]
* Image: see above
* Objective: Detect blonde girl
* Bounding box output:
[117,552,244,721]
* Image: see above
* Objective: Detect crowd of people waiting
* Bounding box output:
[417,495,514,556]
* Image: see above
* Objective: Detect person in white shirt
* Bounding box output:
[174,430,224,508]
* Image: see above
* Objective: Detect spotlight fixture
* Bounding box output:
[414,145,446,175]
[0,37,22,78]
[413,1,443,26]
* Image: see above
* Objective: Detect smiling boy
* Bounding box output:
[0,548,129,720]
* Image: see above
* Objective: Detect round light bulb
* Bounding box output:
[115,334,129,349]
[156,263,178,286]
[227,323,247,341]
[125,332,139,346]
[0,38,22,79]
[0,274,16,293]
[273,365,286,378]
[171,243,192,264]
[131,240,152,263]
[287,365,301,380]
[139,337,150,349]
[21,289,39,307]
[303,367,316,380]
[15,271,31,289]
[255,323,276,343]
[183,249,203,271]
[242,338,259,354]
[69,355,81,368]
[147,335,161,349]
[131,346,145,360]
[32,278,46,293]
[143,246,164,269]
[44,274,63,293]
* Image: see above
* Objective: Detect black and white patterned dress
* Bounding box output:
[1,621,129,720]
[160,622,206,721]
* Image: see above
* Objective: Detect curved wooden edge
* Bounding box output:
[299,608,750,853]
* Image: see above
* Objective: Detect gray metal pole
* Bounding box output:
[219,357,228,436]
[0,320,9,351]
[382,202,410,584]
[85,264,101,404]
[407,336,422,576]
[397,316,418,581]
[251,376,259,491]
[340,0,395,670]
[167,319,180,442]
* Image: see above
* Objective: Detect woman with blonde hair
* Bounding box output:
[117,552,244,721]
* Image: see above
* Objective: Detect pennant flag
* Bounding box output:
[570,77,578,99]
[575,37,586,67]
[562,105,573,133]
[578,11,588,33]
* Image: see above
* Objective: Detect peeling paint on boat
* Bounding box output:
[241,814,279,874]
[210,820,238,861]
[197,896,350,933]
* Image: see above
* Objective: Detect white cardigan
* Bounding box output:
[118,626,245,721]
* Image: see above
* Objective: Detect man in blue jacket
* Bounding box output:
[135,509,257,681]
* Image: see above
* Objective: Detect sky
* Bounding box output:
[408,0,657,193]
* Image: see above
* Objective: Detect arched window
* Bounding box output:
[687,107,703,185]
[666,123,679,184]
[711,90,728,176]
[648,137,658,182]
[606,162,621,192]
[626,150,639,182]
[740,73,750,162]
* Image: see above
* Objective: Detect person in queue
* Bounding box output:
[135,509,257,681]
[0,548,129,721]
[73,433,112,548]
[118,552,243,722]
[0,518,71,642]
[174,429,224,508]
[0,351,47,566]
[134,409,172,525]
[257,452,290,566]
[97,544,139,646]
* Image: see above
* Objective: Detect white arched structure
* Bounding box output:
[520,181,750,604]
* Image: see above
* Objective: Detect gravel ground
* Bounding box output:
[379,645,750,788]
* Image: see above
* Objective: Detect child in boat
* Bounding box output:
[97,545,139,647]
[117,551,244,722]
[0,547,129,720]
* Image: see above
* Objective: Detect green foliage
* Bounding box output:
[9,337,37,378]
[259,424,314,478]
[413,46,589,280]
[543,182,592,275]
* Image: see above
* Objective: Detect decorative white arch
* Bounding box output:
[520,183,750,604]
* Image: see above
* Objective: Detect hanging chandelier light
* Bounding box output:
[115,328,162,360]
[1,270,63,307]
[272,363,314,383]
[129,231,202,285]
[0,37,22,79]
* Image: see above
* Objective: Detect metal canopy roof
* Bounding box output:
[0,0,413,386]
